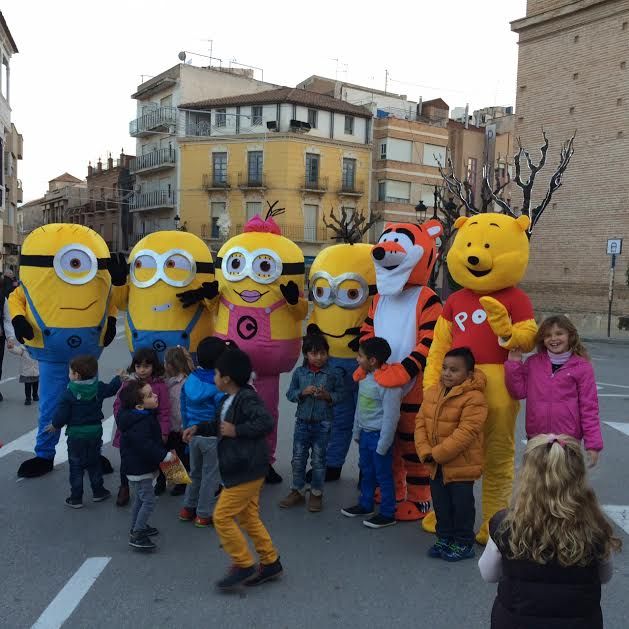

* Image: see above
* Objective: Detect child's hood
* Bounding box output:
[184,369,219,402]
[117,408,154,432]
[441,369,487,397]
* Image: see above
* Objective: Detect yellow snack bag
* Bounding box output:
[159,452,192,485]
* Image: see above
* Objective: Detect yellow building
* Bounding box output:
[177,87,372,257]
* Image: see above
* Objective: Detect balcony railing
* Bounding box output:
[17,180,23,203]
[338,179,364,196]
[201,222,330,244]
[237,172,266,189]
[129,106,178,137]
[130,148,176,174]
[130,190,176,211]
[301,175,328,193]
[202,173,231,191]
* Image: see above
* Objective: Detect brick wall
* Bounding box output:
[513,0,629,330]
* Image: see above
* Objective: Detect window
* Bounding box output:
[342,158,356,192]
[422,143,446,167]
[378,181,386,202]
[210,202,226,238]
[305,153,320,187]
[387,138,412,162]
[246,201,262,221]
[212,152,228,185]
[344,115,354,135]
[247,151,263,185]
[216,108,227,127]
[304,204,318,242]
[379,142,387,160]
[384,181,411,203]
[160,94,173,108]
[252,106,263,126]
[308,109,318,129]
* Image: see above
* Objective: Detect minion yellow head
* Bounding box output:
[308,243,375,358]
[19,223,112,327]
[128,231,214,331]
[216,221,305,309]
[448,214,531,293]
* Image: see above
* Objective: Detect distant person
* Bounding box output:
[183,348,282,590]
[7,336,39,405]
[2,269,17,295]
[415,347,487,561]
[46,355,123,508]
[479,435,622,629]
[505,315,602,466]
[0,293,13,402]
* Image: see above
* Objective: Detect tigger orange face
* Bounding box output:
[372,219,443,295]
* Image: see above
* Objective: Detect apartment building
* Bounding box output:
[17,195,45,241]
[42,173,87,225]
[177,86,372,257]
[512,0,629,328]
[3,123,22,271]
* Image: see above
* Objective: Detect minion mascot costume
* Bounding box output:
[214,202,307,483]
[111,231,217,361]
[9,225,117,478]
[423,135,574,543]
[360,219,444,521]
[306,209,377,481]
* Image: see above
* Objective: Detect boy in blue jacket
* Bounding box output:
[47,355,122,509]
[178,337,229,527]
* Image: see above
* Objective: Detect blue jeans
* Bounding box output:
[291,419,331,493]
[130,477,157,533]
[358,430,395,518]
[67,437,104,500]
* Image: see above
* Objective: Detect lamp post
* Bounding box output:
[174,214,181,231]
[415,200,428,223]
[432,185,441,220]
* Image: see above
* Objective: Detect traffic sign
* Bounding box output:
[607,238,623,255]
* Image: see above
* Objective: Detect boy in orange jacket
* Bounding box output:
[415,347,487,562]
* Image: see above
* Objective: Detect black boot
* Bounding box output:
[265,465,283,485]
[17,456,54,478]
[324,466,342,482]
[100,455,114,475]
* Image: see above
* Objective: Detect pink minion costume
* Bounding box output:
[214,206,307,476]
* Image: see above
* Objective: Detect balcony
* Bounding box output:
[129,107,178,137]
[130,190,176,212]
[202,173,231,191]
[130,148,176,174]
[17,179,23,203]
[338,179,365,197]
[301,176,328,194]
[237,172,266,190]
[279,223,329,243]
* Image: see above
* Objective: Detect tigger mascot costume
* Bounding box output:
[358,219,443,521]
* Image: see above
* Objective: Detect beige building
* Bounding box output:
[3,123,22,272]
[42,173,87,224]
[17,195,45,242]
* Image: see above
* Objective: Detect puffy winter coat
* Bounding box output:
[117,408,167,477]
[504,352,603,451]
[166,374,186,432]
[414,370,487,483]
[181,368,224,429]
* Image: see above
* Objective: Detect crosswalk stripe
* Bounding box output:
[603,505,629,536]
[604,422,629,438]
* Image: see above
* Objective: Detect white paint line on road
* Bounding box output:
[604,422,629,438]
[31,556,111,629]
[597,381,629,389]
[599,394,629,398]
[0,377,17,385]
[603,506,629,536]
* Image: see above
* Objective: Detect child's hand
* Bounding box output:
[314,387,331,402]
[6,338,14,350]
[508,349,523,362]
[117,369,130,381]
[182,426,197,443]
[44,424,58,434]
[220,422,237,438]
[586,450,600,468]
[302,385,316,397]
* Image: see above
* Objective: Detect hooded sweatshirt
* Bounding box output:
[181,368,225,429]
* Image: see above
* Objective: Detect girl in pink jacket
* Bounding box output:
[505,315,602,467]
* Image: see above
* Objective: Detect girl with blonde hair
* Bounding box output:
[479,434,621,629]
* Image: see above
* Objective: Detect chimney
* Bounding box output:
[107,153,114,170]
[88,161,93,177]
[97,158,103,173]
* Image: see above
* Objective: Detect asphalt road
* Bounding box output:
[1,333,628,629]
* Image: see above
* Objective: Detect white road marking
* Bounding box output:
[31,556,111,629]
[597,381,629,389]
[604,422,629,438]
[599,394,629,398]
[0,416,115,465]
[0,377,17,385]
[603,506,629,536]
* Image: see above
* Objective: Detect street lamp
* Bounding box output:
[415,200,428,223]
[174,214,181,230]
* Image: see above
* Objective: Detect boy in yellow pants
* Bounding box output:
[183,347,282,590]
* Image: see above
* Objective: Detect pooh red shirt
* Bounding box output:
[442,287,534,364]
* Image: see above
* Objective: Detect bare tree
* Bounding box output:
[323,207,381,244]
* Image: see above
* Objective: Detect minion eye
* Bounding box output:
[313,285,331,304]
[60,249,91,273]
[337,287,365,307]
[224,251,246,278]
[164,254,192,272]
[52,244,99,286]
[134,255,156,270]
[252,255,278,280]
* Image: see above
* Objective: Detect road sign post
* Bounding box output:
[607,239,623,338]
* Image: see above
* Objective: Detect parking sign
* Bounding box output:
[607,239,623,255]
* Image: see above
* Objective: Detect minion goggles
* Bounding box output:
[309,271,376,309]
[130,248,214,289]
[216,247,305,285]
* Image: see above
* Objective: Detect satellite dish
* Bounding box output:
[178,51,187,62]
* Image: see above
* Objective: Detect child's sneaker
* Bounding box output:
[128,532,156,551]
[179,507,196,521]
[65,497,83,509]
[308,493,322,512]
[442,542,475,562]
[244,558,283,586]
[93,489,111,502]
[130,526,159,537]
[216,565,256,590]
[279,489,305,509]
[194,515,213,528]
[427,537,451,558]
[24,398,31,406]
[363,514,397,529]
[33,393,39,402]
[341,504,375,518]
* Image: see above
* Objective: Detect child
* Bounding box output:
[116,380,174,551]
[113,348,171,505]
[164,346,194,496]
[182,348,282,590]
[178,337,228,527]
[341,337,403,529]
[505,315,603,467]
[415,347,487,561]
[281,334,343,512]
[46,355,122,508]
[6,337,39,405]
[479,434,622,629]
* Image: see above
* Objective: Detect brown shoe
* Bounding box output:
[308,493,323,512]
[279,489,305,509]
[116,485,130,507]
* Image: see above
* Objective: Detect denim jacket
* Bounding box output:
[286,363,344,422]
